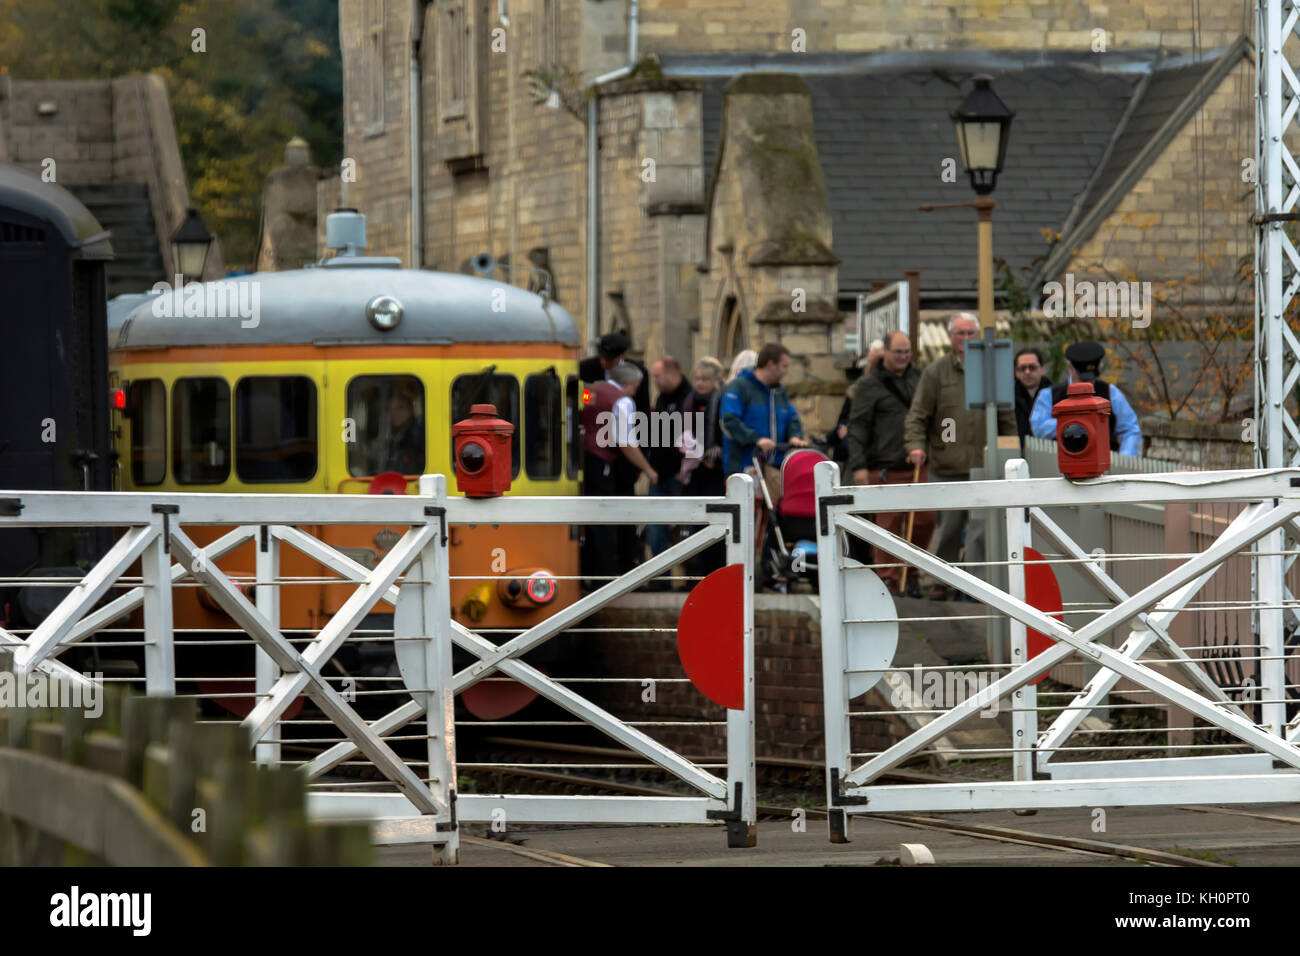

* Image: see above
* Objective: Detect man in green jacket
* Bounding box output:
[903,313,1017,598]
[847,330,934,595]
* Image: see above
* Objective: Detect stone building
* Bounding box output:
[321,0,1253,431]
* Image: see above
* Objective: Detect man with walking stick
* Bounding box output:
[848,330,934,596]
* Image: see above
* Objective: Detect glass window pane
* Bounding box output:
[172,378,230,484]
[346,374,426,477]
[565,375,579,480]
[235,377,318,483]
[524,372,562,480]
[129,378,166,485]
[450,371,520,479]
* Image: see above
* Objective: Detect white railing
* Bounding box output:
[0,473,757,857]
[814,459,1300,841]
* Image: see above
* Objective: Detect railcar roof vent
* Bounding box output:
[325,208,366,256]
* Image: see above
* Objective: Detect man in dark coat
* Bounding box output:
[1013,346,1051,447]
[847,330,934,594]
[645,355,693,568]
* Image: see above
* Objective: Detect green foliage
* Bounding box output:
[0,0,341,271]
[523,66,590,123]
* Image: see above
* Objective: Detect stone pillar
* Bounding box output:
[256,137,322,272]
[700,73,841,430]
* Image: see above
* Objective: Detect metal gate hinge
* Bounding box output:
[435,788,458,831]
[151,503,179,555]
[424,506,448,545]
[829,767,869,806]
[705,502,741,543]
[818,494,854,537]
[706,782,744,821]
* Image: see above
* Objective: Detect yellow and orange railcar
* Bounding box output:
[108,239,583,717]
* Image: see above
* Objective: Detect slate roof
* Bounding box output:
[683,42,1248,308]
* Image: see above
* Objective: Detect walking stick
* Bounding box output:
[898,462,922,592]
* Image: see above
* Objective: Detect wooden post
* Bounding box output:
[975,197,995,330]
[904,269,920,332]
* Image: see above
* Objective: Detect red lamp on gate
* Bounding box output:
[1053,382,1111,480]
[452,403,514,496]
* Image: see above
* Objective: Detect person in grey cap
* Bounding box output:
[580,332,650,574]
[1030,341,1142,455]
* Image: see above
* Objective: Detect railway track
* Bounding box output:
[456,737,1220,866]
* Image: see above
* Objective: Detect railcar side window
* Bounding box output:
[346,375,426,477]
[172,378,231,484]
[565,375,580,480]
[129,379,166,485]
[235,377,318,483]
[450,372,520,479]
[524,371,562,480]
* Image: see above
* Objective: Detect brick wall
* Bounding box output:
[576,594,909,763]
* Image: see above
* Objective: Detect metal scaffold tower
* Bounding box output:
[1255,0,1300,737]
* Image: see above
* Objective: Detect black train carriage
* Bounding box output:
[0,163,115,630]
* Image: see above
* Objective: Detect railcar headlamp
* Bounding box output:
[366,294,404,331]
[525,570,557,605]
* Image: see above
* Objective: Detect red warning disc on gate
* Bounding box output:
[1024,547,1063,685]
[676,564,745,710]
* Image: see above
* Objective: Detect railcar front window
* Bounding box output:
[172,378,231,484]
[450,372,520,479]
[524,371,562,480]
[346,374,426,476]
[235,377,318,483]
[129,379,166,485]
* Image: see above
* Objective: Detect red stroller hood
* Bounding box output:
[778,449,827,518]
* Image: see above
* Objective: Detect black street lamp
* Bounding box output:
[950,74,1015,196]
[171,206,213,283]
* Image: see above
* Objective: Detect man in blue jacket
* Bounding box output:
[721,342,808,480]
[1030,341,1142,456]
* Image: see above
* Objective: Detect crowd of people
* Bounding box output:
[577,315,1141,597]
[578,334,807,590]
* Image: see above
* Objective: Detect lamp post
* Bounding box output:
[951,74,1014,330]
[921,75,1014,668]
[171,206,213,284]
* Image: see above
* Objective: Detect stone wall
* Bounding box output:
[0,79,115,182]
[633,0,1244,55]
[0,73,223,279]
[1066,57,1254,311]
[1141,417,1254,470]
[336,0,413,261]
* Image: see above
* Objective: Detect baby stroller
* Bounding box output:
[753,442,828,593]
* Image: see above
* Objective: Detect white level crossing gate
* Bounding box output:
[814,459,1300,843]
[306,474,758,847]
[0,475,757,862]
